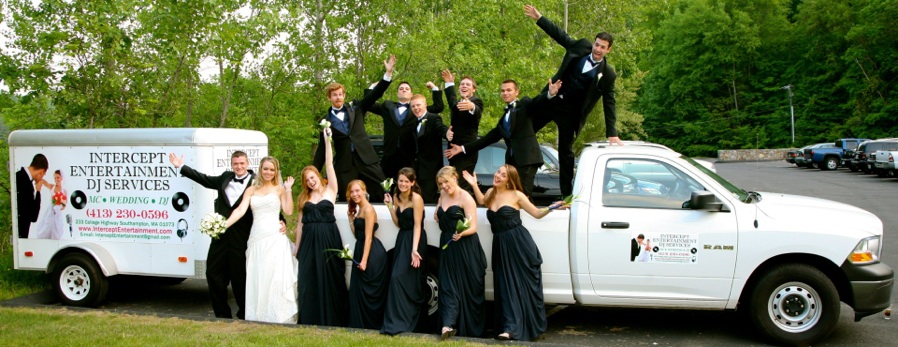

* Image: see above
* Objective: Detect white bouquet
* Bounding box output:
[319,119,331,129]
[200,213,227,239]
[381,178,393,192]
[325,244,359,265]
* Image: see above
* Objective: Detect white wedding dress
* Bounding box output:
[245,193,298,323]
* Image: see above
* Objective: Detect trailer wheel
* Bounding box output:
[748,264,839,346]
[54,253,109,307]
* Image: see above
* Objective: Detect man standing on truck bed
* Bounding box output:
[524,4,623,197]
[168,151,256,319]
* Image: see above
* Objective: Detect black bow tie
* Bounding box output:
[233,176,247,184]
[398,103,409,108]
[416,117,425,124]
[505,103,515,112]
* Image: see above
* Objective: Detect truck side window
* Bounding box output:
[602,159,705,209]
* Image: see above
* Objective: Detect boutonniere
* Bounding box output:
[420,118,427,126]
[597,72,603,81]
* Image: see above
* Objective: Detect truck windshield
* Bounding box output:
[682,157,750,202]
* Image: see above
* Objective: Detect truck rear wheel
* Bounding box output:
[54,253,109,307]
[748,264,839,346]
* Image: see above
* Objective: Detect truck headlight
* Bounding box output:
[848,236,882,264]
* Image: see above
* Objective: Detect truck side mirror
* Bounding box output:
[688,191,728,211]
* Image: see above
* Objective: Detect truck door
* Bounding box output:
[586,156,738,308]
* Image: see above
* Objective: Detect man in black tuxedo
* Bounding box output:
[409,94,453,203]
[169,151,258,319]
[631,235,644,262]
[16,154,49,238]
[367,78,444,182]
[524,5,624,197]
[313,55,396,202]
[446,79,561,196]
[441,69,484,196]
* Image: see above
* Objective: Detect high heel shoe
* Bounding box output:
[497,332,513,340]
[440,327,456,340]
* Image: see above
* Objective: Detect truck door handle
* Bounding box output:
[601,222,630,229]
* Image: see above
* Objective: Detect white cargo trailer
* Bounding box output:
[9,128,268,306]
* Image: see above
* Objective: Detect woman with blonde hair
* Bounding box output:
[346,180,388,329]
[294,127,348,326]
[225,156,297,323]
[435,166,485,339]
[462,164,563,341]
[381,167,428,335]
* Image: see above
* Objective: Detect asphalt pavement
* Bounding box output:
[4,159,895,346]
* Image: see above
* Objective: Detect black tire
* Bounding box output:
[821,157,838,170]
[748,264,839,346]
[417,246,441,332]
[863,164,872,174]
[848,163,859,172]
[810,162,819,169]
[53,253,109,307]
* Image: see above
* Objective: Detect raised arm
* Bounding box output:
[225,186,255,227]
[526,5,580,49]
[169,152,223,189]
[462,170,485,205]
[427,81,444,114]
[358,55,395,110]
[280,176,295,216]
[323,128,339,200]
[442,70,457,107]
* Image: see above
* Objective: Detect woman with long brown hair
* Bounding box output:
[462,164,563,341]
[381,167,428,335]
[294,127,347,326]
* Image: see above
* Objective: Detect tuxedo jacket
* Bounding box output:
[16,168,41,238]
[179,165,255,250]
[314,78,391,173]
[445,85,484,147]
[537,16,618,137]
[412,113,450,180]
[466,94,547,168]
[368,89,444,158]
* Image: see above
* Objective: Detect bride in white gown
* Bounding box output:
[225,156,297,323]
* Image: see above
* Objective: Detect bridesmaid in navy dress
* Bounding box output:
[346,180,388,329]
[435,166,485,339]
[294,127,348,327]
[381,167,428,335]
[462,164,564,341]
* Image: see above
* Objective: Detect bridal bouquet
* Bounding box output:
[442,213,470,249]
[52,191,67,206]
[325,244,359,265]
[200,213,227,239]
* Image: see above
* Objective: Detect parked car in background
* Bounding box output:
[874,148,898,178]
[802,138,868,170]
[795,143,836,168]
[785,147,802,165]
[856,139,898,174]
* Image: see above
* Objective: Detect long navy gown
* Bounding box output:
[381,207,428,335]
[296,200,348,326]
[348,218,388,329]
[437,205,486,337]
[489,206,547,341]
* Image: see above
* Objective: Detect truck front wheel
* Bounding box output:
[821,157,839,170]
[748,264,839,346]
[54,253,109,307]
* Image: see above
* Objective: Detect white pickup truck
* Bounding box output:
[873,149,898,178]
[332,143,892,346]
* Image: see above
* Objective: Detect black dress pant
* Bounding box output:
[205,242,247,319]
